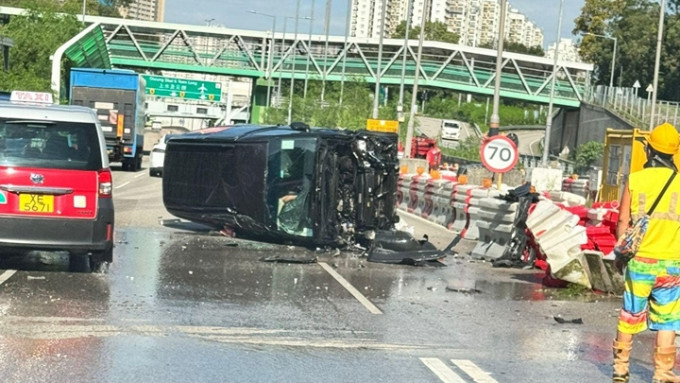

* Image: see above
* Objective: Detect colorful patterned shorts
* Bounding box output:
[618,257,680,334]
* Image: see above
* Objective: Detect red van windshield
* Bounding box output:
[0,119,102,170]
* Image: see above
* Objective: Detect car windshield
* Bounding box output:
[444,122,459,129]
[0,119,102,170]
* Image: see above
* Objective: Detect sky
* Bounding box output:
[164,0,586,48]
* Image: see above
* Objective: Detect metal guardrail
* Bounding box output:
[584,85,680,129]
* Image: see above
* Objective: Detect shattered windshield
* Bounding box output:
[267,137,317,237]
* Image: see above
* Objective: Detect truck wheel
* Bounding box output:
[135,152,143,171]
[122,158,132,171]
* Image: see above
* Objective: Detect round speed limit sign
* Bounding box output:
[480,135,519,173]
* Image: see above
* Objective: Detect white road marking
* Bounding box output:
[0,270,17,286]
[452,359,499,383]
[115,181,130,189]
[420,358,466,383]
[318,262,383,315]
[134,172,145,178]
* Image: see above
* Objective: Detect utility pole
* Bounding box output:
[287,0,301,125]
[397,0,412,123]
[542,0,564,166]
[649,0,666,130]
[488,0,507,138]
[321,0,332,102]
[371,0,388,119]
[404,0,429,158]
[303,0,316,99]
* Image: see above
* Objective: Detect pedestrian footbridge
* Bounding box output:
[2,6,593,110]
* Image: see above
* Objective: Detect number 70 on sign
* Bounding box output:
[480,135,519,173]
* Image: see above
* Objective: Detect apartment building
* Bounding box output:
[546,38,582,63]
[119,0,166,22]
[351,0,544,50]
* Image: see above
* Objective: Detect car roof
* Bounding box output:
[0,102,98,124]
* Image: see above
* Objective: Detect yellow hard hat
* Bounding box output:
[648,122,680,155]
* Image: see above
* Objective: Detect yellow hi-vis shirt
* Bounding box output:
[629,167,680,260]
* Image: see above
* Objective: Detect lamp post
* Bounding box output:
[372,0,388,119]
[81,0,86,24]
[287,0,302,125]
[397,0,412,123]
[649,0,666,130]
[303,0,316,99]
[581,32,617,88]
[339,0,352,105]
[542,0,564,166]
[489,0,507,138]
[248,11,276,109]
[320,0,332,102]
[404,0,429,158]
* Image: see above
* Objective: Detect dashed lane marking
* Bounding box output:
[318,262,383,315]
[134,172,145,178]
[420,358,467,383]
[452,359,499,383]
[114,181,130,189]
[0,270,17,286]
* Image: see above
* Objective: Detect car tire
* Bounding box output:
[89,246,112,273]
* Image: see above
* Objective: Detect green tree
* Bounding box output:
[573,0,680,99]
[393,21,459,44]
[573,141,605,174]
[0,2,82,93]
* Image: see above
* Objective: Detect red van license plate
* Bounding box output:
[19,194,54,213]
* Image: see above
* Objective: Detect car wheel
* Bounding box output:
[89,246,112,273]
[68,253,91,273]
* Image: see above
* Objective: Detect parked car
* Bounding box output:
[441,119,462,141]
[0,91,114,271]
[149,134,176,177]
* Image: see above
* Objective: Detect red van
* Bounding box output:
[0,92,114,271]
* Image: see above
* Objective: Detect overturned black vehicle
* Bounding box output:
[162,123,442,263]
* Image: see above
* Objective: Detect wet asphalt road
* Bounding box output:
[0,159,661,382]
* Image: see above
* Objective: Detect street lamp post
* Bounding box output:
[542,0,564,166]
[81,0,86,24]
[581,32,617,88]
[404,0,429,158]
[649,0,666,130]
[321,0,332,102]
[287,0,302,125]
[489,0,507,138]
[372,0,388,119]
[248,11,277,109]
[397,0,412,123]
[339,0,352,105]
[303,0,316,99]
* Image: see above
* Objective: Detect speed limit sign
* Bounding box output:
[480,135,519,173]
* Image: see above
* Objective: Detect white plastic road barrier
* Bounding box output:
[396,174,409,211]
[527,199,590,288]
[548,190,586,207]
[471,197,519,261]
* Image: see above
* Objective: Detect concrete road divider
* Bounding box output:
[471,197,519,261]
[583,250,624,294]
[413,177,430,216]
[428,180,454,226]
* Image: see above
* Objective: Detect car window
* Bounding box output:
[0,119,102,170]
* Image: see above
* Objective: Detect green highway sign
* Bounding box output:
[142,75,222,102]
